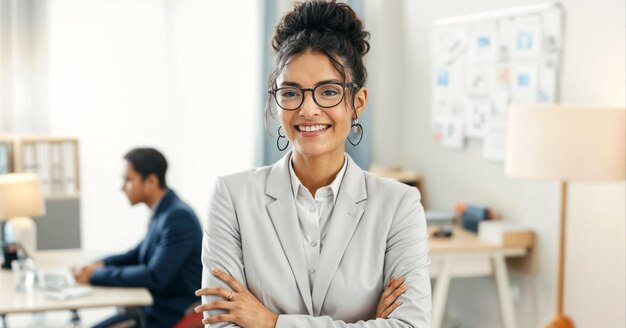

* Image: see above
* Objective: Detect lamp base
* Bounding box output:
[544,315,574,328]
[1,242,19,270]
[4,216,37,256]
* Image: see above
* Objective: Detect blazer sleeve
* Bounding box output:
[90,209,199,292]
[275,187,431,328]
[201,177,246,328]
[101,243,142,267]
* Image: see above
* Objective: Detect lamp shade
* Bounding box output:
[505,105,625,181]
[0,173,46,220]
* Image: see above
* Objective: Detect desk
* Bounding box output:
[429,226,528,328]
[0,250,152,326]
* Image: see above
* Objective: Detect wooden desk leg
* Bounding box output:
[432,256,452,328]
[492,253,517,328]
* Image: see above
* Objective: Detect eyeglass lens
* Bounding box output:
[275,83,345,110]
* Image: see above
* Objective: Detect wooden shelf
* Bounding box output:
[0,134,81,197]
[368,164,422,186]
[368,164,427,207]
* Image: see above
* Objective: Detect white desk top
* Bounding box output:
[0,249,152,315]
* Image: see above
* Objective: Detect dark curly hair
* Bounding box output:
[266,0,370,127]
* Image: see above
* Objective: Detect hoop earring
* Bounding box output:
[277,126,289,151]
[348,119,363,146]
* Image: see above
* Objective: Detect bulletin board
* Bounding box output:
[431,3,564,161]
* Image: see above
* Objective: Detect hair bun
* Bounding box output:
[272,0,370,56]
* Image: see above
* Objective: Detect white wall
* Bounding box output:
[366,0,625,327]
[0,0,51,134]
[559,2,625,326]
[47,0,260,252]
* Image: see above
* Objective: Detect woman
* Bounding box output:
[195,1,431,327]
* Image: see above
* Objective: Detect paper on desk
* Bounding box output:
[44,286,92,301]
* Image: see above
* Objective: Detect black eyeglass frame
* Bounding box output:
[268,82,360,111]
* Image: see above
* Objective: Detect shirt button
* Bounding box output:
[310,269,316,274]
[310,240,318,247]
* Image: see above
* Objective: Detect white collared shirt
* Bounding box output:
[149,189,167,219]
[289,155,347,290]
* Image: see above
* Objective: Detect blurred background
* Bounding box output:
[0,0,624,327]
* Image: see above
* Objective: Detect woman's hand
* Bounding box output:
[376,276,407,318]
[194,268,278,328]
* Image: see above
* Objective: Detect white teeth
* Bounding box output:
[298,125,328,132]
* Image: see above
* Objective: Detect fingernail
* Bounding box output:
[195,290,201,296]
[401,285,408,290]
[194,307,200,313]
[396,300,403,305]
[212,268,219,274]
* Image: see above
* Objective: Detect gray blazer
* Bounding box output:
[201,153,431,327]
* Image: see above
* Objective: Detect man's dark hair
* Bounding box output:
[124,148,168,189]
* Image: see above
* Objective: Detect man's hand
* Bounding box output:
[72,261,104,285]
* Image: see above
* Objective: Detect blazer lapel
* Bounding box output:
[265,152,314,315]
[139,219,157,263]
[311,155,367,316]
[139,190,176,263]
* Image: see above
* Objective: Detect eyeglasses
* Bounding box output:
[268,82,359,111]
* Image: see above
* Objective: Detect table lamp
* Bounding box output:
[505,104,625,328]
[0,173,46,269]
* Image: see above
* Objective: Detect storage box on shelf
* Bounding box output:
[0,134,81,250]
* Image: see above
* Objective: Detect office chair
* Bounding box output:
[173,302,203,328]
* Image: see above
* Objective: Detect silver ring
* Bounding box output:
[227,291,234,301]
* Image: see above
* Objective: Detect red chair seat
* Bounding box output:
[174,311,204,328]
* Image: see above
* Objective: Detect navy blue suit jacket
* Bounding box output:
[91,190,203,327]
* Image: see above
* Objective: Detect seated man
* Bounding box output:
[73,148,203,328]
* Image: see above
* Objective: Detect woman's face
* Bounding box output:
[275,51,367,160]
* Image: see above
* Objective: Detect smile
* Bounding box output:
[295,124,331,132]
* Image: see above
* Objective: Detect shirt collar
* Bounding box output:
[150,189,168,217]
[289,154,348,203]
